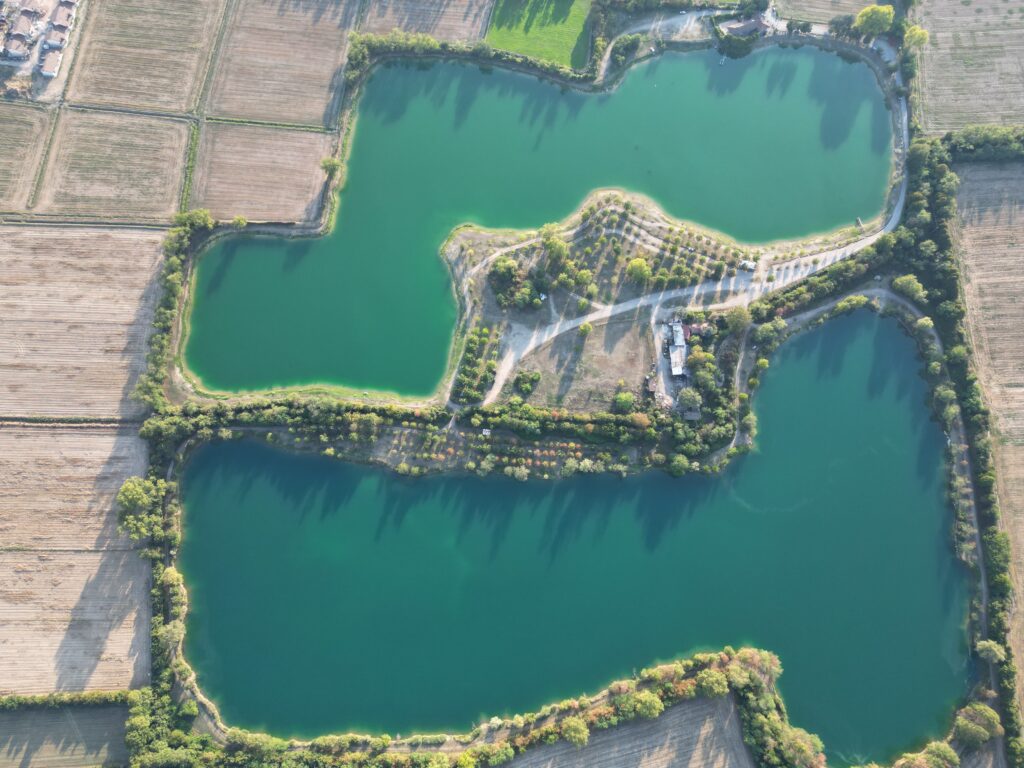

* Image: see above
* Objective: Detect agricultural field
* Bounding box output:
[507,696,754,768]
[191,123,334,223]
[953,161,1024,699]
[0,426,151,695]
[0,226,164,420]
[33,110,188,220]
[485,0,592,68]
[508,313,654,410]
[915,0,1024,132]
[0,706,128,768]
[774,0,864,23]
[361,0,494,40]
[0,103,52,212]
[67,0,227,113]
[205,0,360,127]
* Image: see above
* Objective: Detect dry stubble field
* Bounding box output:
[67,0,227,113]
[0,226,164,420]
[191,122,334,223]
[206,0,360,126]
[0,103,52,211]
[33,110,188,220]
[360,0,494,40]
[0,706,129,768]
[954,161,1024,703]
[506,696,754,768]
[773,0,864,23]
[0,425,151,696]
[915,0,1024,132]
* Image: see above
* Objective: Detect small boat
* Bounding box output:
[719,55,726,65]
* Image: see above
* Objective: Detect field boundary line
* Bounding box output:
[26,107,62,210]
[64,103,196,125]
[195,0,239,115]
[204,115,334,134]
[179,122,201,212]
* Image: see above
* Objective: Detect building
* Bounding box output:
[39,47,61,77]
[720,17,769,37]
[670,321,686,347]
[669,345,687,377]
[11,11,36,37]
[51,1,75,30]
[43,26,67,48]
[2,34,30,59]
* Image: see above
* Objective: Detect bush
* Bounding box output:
[560,715,589,747]
[695,668,729,698]
[954,703,1003,750]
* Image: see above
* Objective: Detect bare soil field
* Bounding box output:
[205,0,360,126]
[507,696,754,768]
[0,226,164,420]
[66,0,227,112]
[361,0,493,40]
[0,103,51,211]
[508,312,653,410]
[32,110,188,220]
[954,161,1024,704]
[0,706,128,768]
[191,123,333,223]
[915,0,1024,132]
[0,427,147,550]
[774,0,864,23]
[0,424,150,696]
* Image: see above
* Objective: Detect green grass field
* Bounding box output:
[485,0,593,69]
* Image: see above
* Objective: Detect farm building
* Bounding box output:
[51,1,74,30]
[2,33,30,59]
[43,26,65,48]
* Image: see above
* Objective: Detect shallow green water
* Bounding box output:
[184,48,892,395]
[180,312,968,762]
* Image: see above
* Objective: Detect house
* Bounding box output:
[11,11,36,37]
[39,47,61,77]
[720,18,769,37]
[51,2,75,30]
[19,0,44,16]
[43,26,67,48]
[2,34,30,59]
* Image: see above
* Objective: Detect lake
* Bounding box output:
[179,311,968,763]
[183,47,893,396]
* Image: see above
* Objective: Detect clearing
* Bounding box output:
[66,0,226,113]
[0,706,128,768]
[32,110,188,220]
[0,425,151,695]
[507,696,754,768]
[505,312,654,410]
[205,0,360,127]
[0,226,164,420]
[914,0,1024,132]
[774,0,864,23]
[485,0,592,68]
[0,103,52,212]
[190,123,333,224]
[954,161,1024,704]
[361,0,494,40]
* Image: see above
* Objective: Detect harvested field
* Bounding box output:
[0,226,164,420]
[508,312,653,410]
[67,0,227,112]
[0,425,150,696]
[0,103,51,211]
[954,161,1024,705]
[33,110,188,220]
[206,0,359,126]
[0,706,128,768]
[507,696,754,768]
[915,0,1024,132]
[774,0,863,22]
[361,0,493,41]
[191,123,333,223]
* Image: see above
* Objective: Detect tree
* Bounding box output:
[560,715,589,748]
[695,669,729,697]
[893,274,928,304]
[116,476,167,541]
[669,453,690,476]
[903,24,929,48]
[829,14,856,37]
[976,639,1007,664]
[633,690,664,719]
[853,4,895,36]
[725,306,752,334]
[579,321,593,336]
[321,157,342,176]
[613,392,636,413]
[678,387,702,410]
[954,703,1003,750]
[625,257,653,284]
[231,215,247,229]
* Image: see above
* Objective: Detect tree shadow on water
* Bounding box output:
[806,51,875,150]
